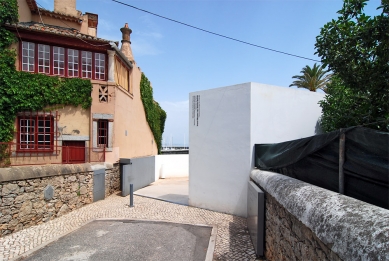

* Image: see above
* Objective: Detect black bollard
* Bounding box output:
[129,183,134,207]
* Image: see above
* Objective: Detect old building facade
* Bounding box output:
[4,0,158,165]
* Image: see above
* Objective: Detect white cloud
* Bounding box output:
[131,30,163,56]
[98,19,114,31]
[137,32,163,40]
[127,15,164,56]
[131,40,162,56]
[139,15,159,31]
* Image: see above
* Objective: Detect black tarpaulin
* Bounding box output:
[255,127,389,209]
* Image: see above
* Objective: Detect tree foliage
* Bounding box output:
[315,0,389,132]
[318,76,374,132]
[289,63,332,92]
[140,73,167,154]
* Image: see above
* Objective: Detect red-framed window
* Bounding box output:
[18,115,54,151]
[97,120,108,147]
[20,41,106,80]
[53,46,65,75]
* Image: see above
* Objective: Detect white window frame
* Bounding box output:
[67,49,79,77]
[82,51,92,78]
[53,46,65,76]
[38,44,50,74]
[22,42,35,72]
[19,119,35,149]
[95,53,105,80]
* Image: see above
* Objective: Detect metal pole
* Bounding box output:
[339,130,346,194]
[129,183,134,207]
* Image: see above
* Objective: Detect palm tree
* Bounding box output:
[289,63,332,93]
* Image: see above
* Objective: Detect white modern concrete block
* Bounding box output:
[189,82,325,217]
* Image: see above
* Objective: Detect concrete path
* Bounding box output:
[134,177,189,205]
[21,219,214,261]
[1,193,259,261]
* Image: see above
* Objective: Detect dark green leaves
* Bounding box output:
[140,73,166,154]
[0,0,18,50]
[0,68,93,141]
[315,0,389,132]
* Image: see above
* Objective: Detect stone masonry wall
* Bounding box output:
[105,163,120,197]
[265,193,342,261]
[251,170,389,261]
[0,163,120,237]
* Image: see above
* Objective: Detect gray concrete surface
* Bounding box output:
[1,192,258,261]
[134,177,189,205]
[19,220,212,261]
[121,157,156,195]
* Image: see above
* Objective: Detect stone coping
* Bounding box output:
[0,163,114,183]
[250,169,389,261]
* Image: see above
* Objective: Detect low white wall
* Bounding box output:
[155,155,189,180]
[126,155,189,183]
[189,83,325,217]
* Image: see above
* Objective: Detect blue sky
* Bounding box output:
[38,0,382,146]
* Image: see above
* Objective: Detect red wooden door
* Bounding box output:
[62,141,85,164]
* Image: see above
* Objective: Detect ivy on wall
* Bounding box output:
[140,73,167,154]
[0,0,93,144]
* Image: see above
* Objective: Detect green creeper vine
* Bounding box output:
[140,73,167,154]
[0,0,92,166]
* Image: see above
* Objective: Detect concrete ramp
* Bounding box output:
[134,177,189,205]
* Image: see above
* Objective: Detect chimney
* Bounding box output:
[86,13,98,37]
[54,0,79,17]
[120,23,134,62]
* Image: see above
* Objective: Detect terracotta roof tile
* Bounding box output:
[15,22,114,43]
[38,8,82,24]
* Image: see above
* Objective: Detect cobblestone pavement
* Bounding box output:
[0,193,262,261]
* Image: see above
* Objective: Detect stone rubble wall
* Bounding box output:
[251,170,389,261]
[265,193,341,261]
[105,164,120,197]
[0,163,119,237]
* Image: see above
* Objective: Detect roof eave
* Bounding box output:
[26,0,38,12]
[110,42,133,69]
[38,9,82,24]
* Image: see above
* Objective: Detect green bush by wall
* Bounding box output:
[140,73,167,154]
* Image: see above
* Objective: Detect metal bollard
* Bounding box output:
[129,183,134,207]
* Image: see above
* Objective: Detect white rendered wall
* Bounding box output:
[125,155,189,185]
[249,83,325,168]
[189,84,251,217]
[155,155,189,180]
[189,82,325,217]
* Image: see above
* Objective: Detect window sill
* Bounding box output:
[116,85,134,99]
[92,147,113,152]
[13,151,59,157]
